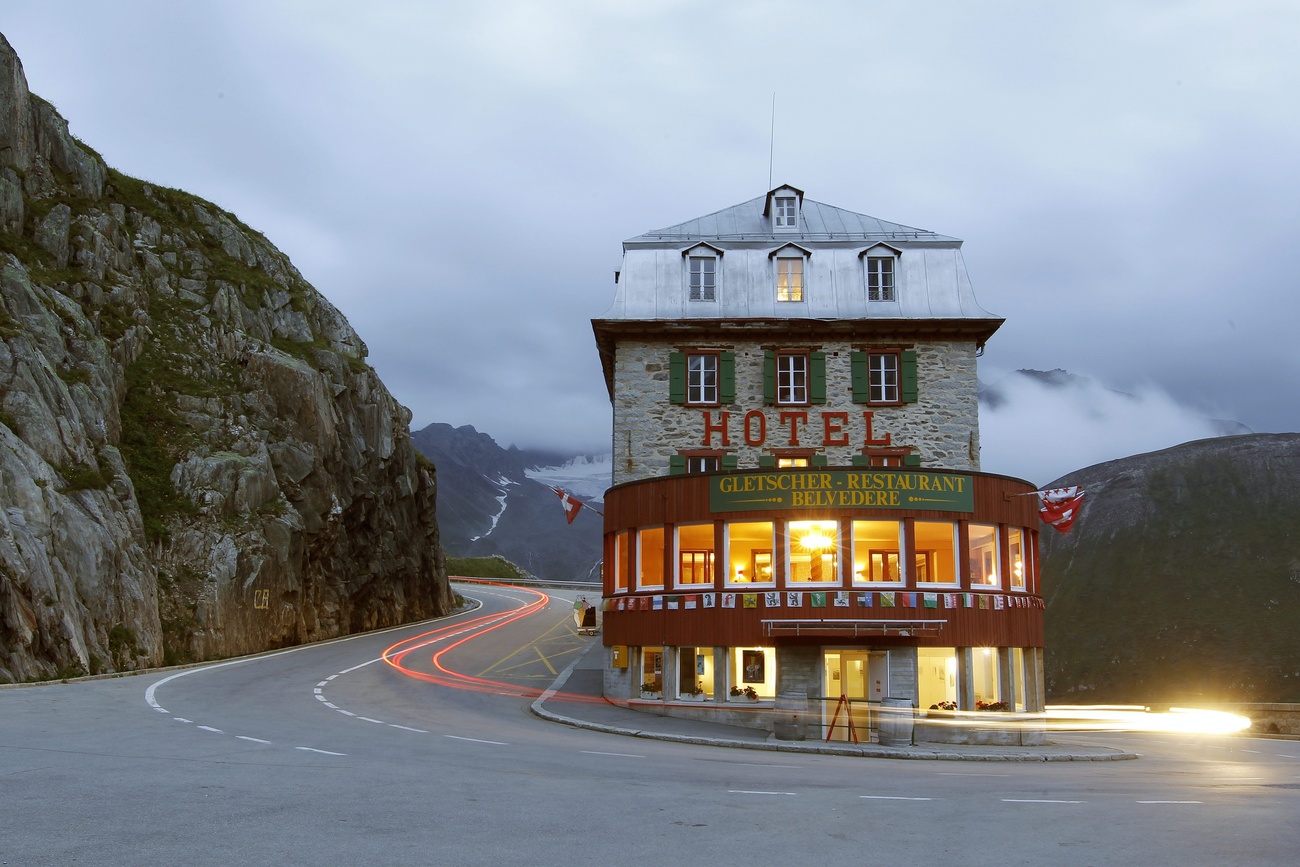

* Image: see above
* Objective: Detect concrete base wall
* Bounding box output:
[915,711,1047,746]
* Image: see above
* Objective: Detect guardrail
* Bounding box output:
[448,575,602,592]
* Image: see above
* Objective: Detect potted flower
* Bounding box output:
[730,685,759,701]
[976,700,1010,712]
[681,682,706,701]
[640,680,662,699]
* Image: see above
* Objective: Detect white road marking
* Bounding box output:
[1239,749,1261,754]
[735,762,802,768]
[237,736,271,744]
[937,772,1010,777]
[322,702,338,709]
[313,688,323,695]
[730,790,796,796]
[358,717,385,724]
[295,747,346,756]
[173,717,192,723]
[338,658,383,675]
[582,750,645,758]
[390,725,428,733]
[860,795,933,801]
[1002,799,1084,804]
[197,725,223,733]
[325,674,338,681]
[445,735,508,745]
[1137,800,1202,804]
[337,710,356,717]
[1280,754,1297,759]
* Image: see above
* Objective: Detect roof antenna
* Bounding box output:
[767,91,776,190]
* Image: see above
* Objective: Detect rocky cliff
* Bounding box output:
[0,33,451,682]
[1042,433,1300,703]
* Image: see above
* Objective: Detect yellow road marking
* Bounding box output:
[534,645,557,675]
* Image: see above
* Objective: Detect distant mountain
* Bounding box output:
[1041,433,1300,703]
[412,423,606,582]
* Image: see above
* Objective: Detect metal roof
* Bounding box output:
[625,193,960,247]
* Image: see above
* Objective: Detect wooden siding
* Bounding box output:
[602,599,1043,649]
[601,469,1043,649]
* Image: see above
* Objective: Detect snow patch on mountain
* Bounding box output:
[525,454,612,502]
[470,475,517,541]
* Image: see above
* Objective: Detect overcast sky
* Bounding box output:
[5,1,1298,485]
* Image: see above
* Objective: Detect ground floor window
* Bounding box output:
[1010,647,1026,711]
[678,647,715,699]
[918,647,958,710]
[731,647,774,699]
[640,647,663,695]
[972,647,1001,708]
[967,523,1000,587]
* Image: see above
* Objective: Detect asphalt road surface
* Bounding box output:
[2,582,1297,866]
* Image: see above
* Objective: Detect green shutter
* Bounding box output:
[901,349,918,404]
[758,455,777,469]
[763,351,776,405]
[903,453,921,467]
[669,454,686,475]
[721,454,738,471]
[669,352,686,404]
[810,351,827,404]
[851,454,872,467]
[810,454,828,467]
[851,350,869,403]
[720,351,735,404]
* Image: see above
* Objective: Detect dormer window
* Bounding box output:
[689,257,716,301]
[860,244,901,302]
[763,184,804,232]
[769,243,811,303]
[682,243,722,303]
[776,257,802,302]
[866,257,894,301]
[774,196,798,230]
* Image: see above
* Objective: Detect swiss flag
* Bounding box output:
[551,487,584,524]
[1037,486,1086,534]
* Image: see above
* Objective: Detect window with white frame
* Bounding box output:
[688,256,716,301]
[866,256,895,301]
[773,196,798,229]
[869,352,900,403]
[686,455,720,473]
[776,257,803,302]
[687,353,717,405]
[776,352,808,404]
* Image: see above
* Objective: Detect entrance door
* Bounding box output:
[823,650,881,742]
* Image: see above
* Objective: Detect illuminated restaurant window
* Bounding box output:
[678,647,715,699]
[787,520,839,584]
[613,530,630,592]
[851,520,903,585]
[914,521,957,584]
[1008,527,1026,590]
[726,521,774,586]
[967,522,1000,587]
[637,527,665,590]
[1010,648,1026,711]
[676,523,714,586]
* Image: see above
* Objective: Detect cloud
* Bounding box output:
[978,369,1229,486]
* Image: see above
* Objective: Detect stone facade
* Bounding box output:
[611,338,980,486]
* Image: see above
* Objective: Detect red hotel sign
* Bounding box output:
[710,469,974,512]
[699,410,896,448]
